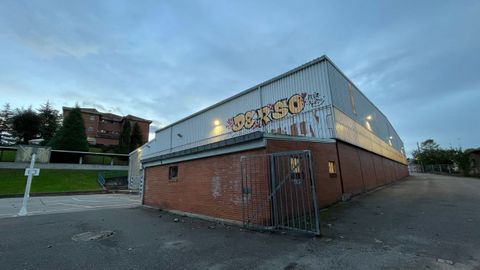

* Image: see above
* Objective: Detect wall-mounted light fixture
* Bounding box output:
[213,120,221,126]
[365,115,373,121]
[177,133,183,138]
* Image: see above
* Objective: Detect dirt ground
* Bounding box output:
[0,173,479,269]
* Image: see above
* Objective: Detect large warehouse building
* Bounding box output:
[134,55,408,235]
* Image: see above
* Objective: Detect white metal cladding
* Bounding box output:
[141,56,406,164]
[334,108,406,164]
[142,58,334,160]
[327,61,405,155]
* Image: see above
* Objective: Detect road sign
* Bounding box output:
[24,168,40,176]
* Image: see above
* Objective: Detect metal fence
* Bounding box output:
[409,164,459,175]
[0,146,128,165]
[240,150,320,235]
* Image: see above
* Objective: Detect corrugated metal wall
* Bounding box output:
[141,56,406,165]
[327,61,406,159]
[142,59,334,159]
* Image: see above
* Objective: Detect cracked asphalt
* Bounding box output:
[0,173,479,269]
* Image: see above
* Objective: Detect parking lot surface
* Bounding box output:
[0,174,479,269]
[0,193,140,218]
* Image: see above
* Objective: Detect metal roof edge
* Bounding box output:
[324,59,404,146]
[142,131,264,163]
[155,55,328,133]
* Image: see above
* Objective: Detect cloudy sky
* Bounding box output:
[0,0,478,155]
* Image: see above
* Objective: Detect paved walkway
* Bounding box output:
[0,193,140,218]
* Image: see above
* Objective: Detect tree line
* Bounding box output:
[412,139,472,176]
[0,102,143,153]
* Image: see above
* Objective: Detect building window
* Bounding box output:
[290,157,304,184]
[100,130,106,133]
[90,115,95,121]
[87,127,94,132]
[328,161,337,177]
[290,157,301,173]
[168,166,178,180]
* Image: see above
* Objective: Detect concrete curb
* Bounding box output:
[141,205,243,226]
[0,190,138,199]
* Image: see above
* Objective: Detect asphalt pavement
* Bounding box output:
[0,193,140,218]
[0,173,479,269]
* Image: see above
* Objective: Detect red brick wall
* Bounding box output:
[266,139,344,207]
[80,113,99,138]
[336,141,409,195]
[143,139,409,223]
[144,148,267,222]
[95,137,119,146]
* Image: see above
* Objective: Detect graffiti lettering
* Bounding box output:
[244,111,255,129]
[226,92,326,132]
[288,94,305,114]
[272,99,288,120]
[232,113,245,132]
[257,106,271,125]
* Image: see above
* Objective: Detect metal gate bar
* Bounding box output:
[241,150,320,235]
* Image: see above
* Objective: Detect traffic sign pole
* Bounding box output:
[18,153,37,216]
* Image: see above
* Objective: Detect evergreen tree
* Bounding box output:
[117,120,131,153]
[12,107,41,144]
[37,101,60,145]
[49,106,89,151]
[129,122,143,152]
[0,103,16,145]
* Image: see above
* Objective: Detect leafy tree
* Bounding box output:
[452,149,471,176]
[117,120,131,153]
[412,139,472,176]
[412,139,452,165]
[12,107,41,144]
[49,106,88,151]
[37,101,60,145]
[129,122,143,152]
[0,103,16,145]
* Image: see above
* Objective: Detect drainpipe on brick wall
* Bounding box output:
[335,141,345,194]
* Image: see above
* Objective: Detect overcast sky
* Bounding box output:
[0,0,478,155]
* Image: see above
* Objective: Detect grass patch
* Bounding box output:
[0,150,16,162]
[88,147,103,153]
[84,155,128,165]
[0,169,115,195]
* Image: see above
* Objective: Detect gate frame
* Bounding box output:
[241,150,321,236]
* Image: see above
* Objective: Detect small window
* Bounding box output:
[290,157,304,184]
[90,115,95,121]
[290,157,301,173]
[169,166,178,180]
[328,161,337,177]
[87,127,94,132]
